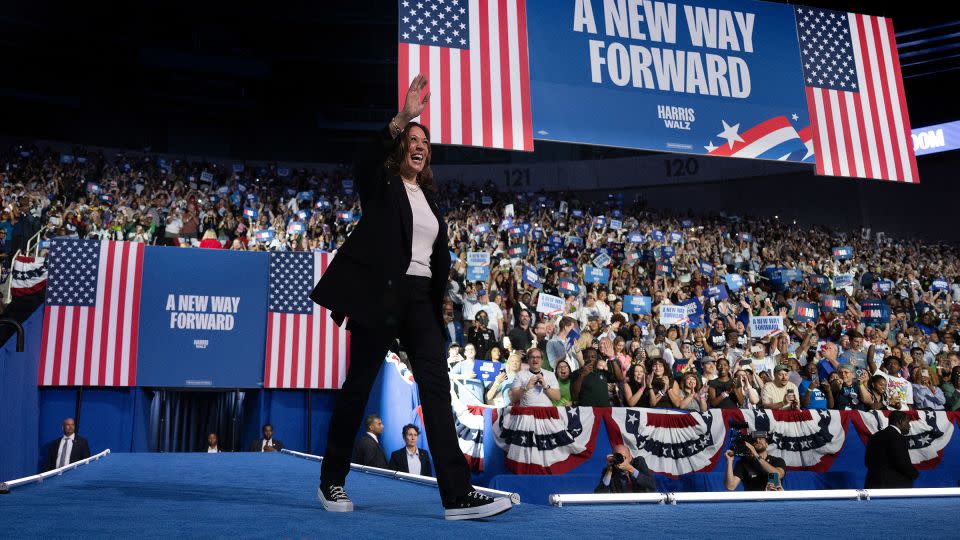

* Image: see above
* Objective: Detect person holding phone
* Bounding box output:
[761,365,801,410]
[310,75,512,520]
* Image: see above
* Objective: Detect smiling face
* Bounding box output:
[400,125,430,180]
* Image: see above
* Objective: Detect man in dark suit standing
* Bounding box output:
[45,418,91,471]
[865,411,919,489]
[352,415,387,468]
[388,424,433,477]
[249,424,284,452]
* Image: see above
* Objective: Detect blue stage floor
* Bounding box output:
[0,453,955,539]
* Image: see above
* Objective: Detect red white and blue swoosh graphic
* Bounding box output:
[704,116,815,163]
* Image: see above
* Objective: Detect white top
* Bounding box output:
[406,448,422,476]
[404,182,439,278]
[367,432,379,443]
[56,434,75,468]
[512,369,560,406]
[261,438,274,451]
[207,446,219,453]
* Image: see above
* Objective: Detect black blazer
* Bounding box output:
[248,439,284,452]
[45,435,91,471]
[352,434,388,468]
[310,124,450,331]
[864,426,919,489]
[594,456,657,494]
[388,447,433,477]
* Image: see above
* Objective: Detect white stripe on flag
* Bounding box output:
[90,243,109,385]
[469,0,483,146]
[120,244,137,384]
[505,0,524,150]
[848,13,882,179]
[73,306,88,386]
[828,90,850,177]
[297,315,307,388]
[58,308,74,385]
[104,243,123,385]
[843,91,865,178]
[269,313,280,388]
[408,44,421,124]
[312,252,322,389]
[429,45,442,142]
[876,16,913,183]
[449,49,463,145]
[487,0,504,149]
[812,89,834,176]
[283,314,294,388]
[862,15,895,180]
[43,308,58,386]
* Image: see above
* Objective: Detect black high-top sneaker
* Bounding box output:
[317,484,354,512]
[443,490,513,520]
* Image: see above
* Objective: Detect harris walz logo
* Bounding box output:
[657,105,695,131]
[193,339,209,350]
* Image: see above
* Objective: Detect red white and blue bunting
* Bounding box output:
[492,406,599,474]
[606,408,727,477]
[851,410,955,468]
[738,409,846,471]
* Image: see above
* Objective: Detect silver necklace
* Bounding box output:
[403,180,420,192]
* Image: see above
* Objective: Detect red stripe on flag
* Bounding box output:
[113,242,130,386]
[852,92,874,179]
[516,0,532,150]
[440,47,451,145]
[127,244,143,386]
[291,313,301,388]
[277,315,287,387]
[856,14,888,181]
[497,0,513,150]
[68,306,81,385]
[38,306,52,384]
[304,311,313,389]
[479,1,493,148]
[870,16,903,182]
[98,242,115,386]
[420,45,431,131]
[84,306,95,386]
[398,43,409,112]
[805,87,826,175]
[345,323,351,377]
[460,50,473,146]
[884,17,919,183]
[332,313,340,388]
[52,308,66,385]
[821,89,841,176]
[265,315,274,388]
[835,92,857,177]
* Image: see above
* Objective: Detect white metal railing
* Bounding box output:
[548,487,960,507]
[0,449,111,492]
[3,229,46,304]
[279,448,521,504]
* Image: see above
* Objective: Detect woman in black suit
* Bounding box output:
[311,75,511,521]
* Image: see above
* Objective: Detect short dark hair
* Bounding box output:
[364,414,381,429]
[402,424,420,437]
[888,410,910,427]
[262,423,273,430]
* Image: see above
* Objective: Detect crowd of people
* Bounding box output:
[5,141,960,414]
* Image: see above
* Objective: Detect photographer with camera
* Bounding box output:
[594,444,657,494]
[724,432,786,491]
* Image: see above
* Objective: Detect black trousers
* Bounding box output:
[320,274,472,503]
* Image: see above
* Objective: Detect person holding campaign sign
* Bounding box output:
[310,75,512,520]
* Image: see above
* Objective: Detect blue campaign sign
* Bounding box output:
[474,223,492,235]
[680,298,704,328]
[668,231,683,243]
[725,273,745,291]
[610,219,623,230]
[593,251,612,267]
[932,277,949,291]
[809,274,830,291]
[559,278,580,296]
[656,261,672,275]
[832,246,854,260]
[508,243,529,258]
[467,265,490,282]
[821,295,847,313]
[527,0,810,160]
[833,273,854,290]
[874,279,894,294]
[137,248,269,388]
[706,284,729,301]
[659,246,675,259]
[793,301,819,323]
[627,231,645,243]
[473,361,504,383]
[571,209,584,218]
[651,230,665,242]
[583,265,611,284]
[740,232,754,242]
[862,299,891,326]
[699,260,715,277]
[623,295,652,315]
[522,265,542,288]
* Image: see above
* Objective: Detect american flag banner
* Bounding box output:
[397,0,534,151]
[264,251,350,389]
[794,7,919,182]
[11,255,47,297]
[38,240,144,386]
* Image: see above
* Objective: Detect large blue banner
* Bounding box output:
[528,0,811,161]
[136,247,269,388]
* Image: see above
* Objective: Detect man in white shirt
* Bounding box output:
[387,424,433,477]
[45,418,90,471]
[761,366,801,410]
[512,348,561,406]
[205,432,221,453]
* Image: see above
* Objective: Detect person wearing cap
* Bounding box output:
[724,432,787,491]
[830,363,866,410]
[761,365,800,410]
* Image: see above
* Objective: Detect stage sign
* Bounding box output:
[136,247,269,388]
[528,0,811,161]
